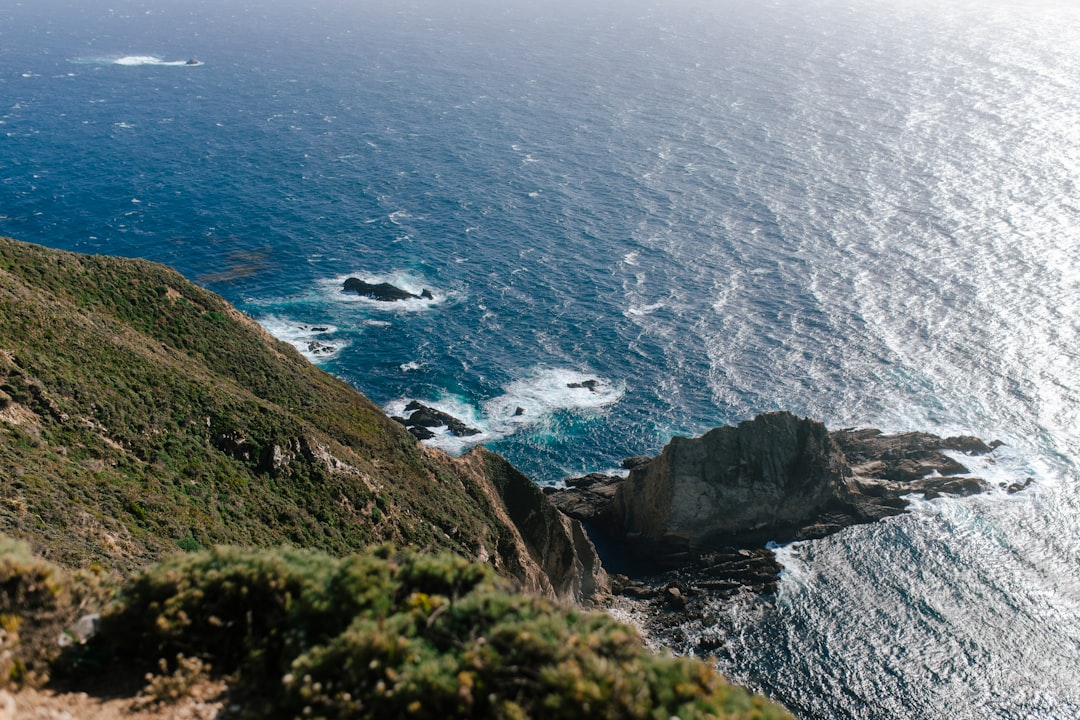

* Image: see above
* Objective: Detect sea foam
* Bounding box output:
[256,317,344,363]
[386,367,625,455]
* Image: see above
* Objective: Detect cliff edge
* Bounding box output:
[0,236,603,605]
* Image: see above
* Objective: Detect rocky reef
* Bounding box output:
[549,411,1025,619]
[392,400,482,440]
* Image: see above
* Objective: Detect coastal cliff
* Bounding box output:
[0,235,601,605]
[0,236,795,718]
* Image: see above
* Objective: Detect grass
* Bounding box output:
[0,236,529,575]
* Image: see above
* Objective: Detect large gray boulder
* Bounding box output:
[613,412,854,551]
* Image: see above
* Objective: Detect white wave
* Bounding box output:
[387,368,625,455]
[70,56,202,67]
[483,368,624,428]
[400,361,423,372]
[770,540,816,600]
[624,302,664,317]
[255,316,344,363]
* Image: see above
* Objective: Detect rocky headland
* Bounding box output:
[547,411,1027,633]
[0,236,1032,717]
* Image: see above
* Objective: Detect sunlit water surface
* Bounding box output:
[2,0,1078,716]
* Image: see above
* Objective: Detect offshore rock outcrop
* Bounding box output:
[551,411,1007,568]
[550,412,1014,638]
[392,400,481,440]
[342,277,433,301]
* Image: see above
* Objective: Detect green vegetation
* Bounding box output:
[72,545,785,719]
[0,237,792,717]
[0,236,518,573]
[0,537,111,685]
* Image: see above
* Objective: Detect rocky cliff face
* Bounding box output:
[455,448,608,604]
[555,412,1007,564]
[614,412,852,551]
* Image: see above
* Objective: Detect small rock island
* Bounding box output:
[547,412,1025,611]
[343,277,433,301]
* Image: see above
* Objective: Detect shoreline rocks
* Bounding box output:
[549,412,1021,615]
[392,400,481,440]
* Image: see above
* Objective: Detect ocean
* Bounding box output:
[2,0,1078,716]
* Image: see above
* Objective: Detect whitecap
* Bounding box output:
[255,316,344,363]
[388,368,625,455]
[624,302,664,317]
[109,55,201,67]
[113,55,164,66]
[482,368,624,428]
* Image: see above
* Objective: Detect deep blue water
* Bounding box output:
[3,0,1079,717]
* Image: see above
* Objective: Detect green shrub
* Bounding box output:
[99,546,790,720]
[0,537,111,687]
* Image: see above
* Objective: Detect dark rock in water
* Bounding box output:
[610,412,1000,553]
[405,406,447,429]
[398,400,481,438]
[343,278,425,302]
[567,379,600,392]
[664,585,687,610]
[408,425,436,441]
[614,412,851,552]
[829,428,987,481]
[551,411,1010,605]
[420,288,434,300]
[551,474,622,528]
[1004,477,1034,494]
[514,406,526,416]
[306,340,336,356]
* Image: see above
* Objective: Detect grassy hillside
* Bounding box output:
[0,236,525,574]
[0,236,792,717]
